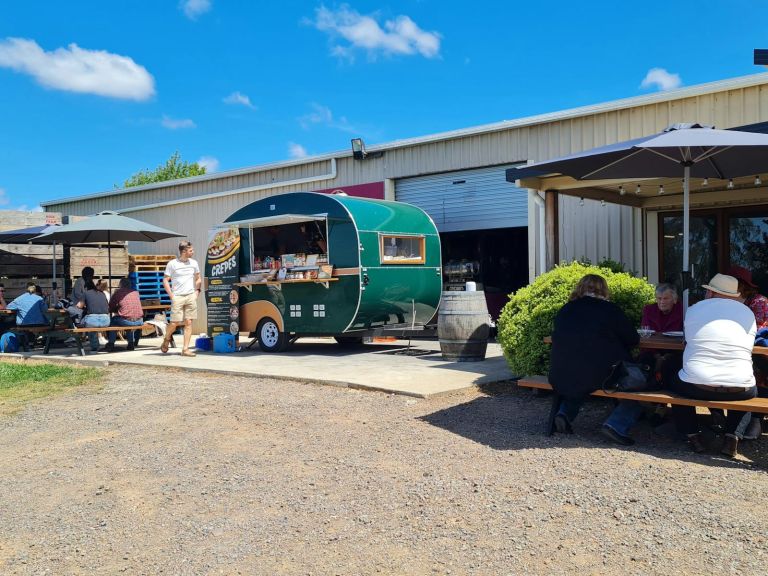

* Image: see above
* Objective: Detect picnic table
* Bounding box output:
[543,333,768,356]
[527,333,768,435]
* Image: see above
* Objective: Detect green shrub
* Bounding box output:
[496,261,656,377]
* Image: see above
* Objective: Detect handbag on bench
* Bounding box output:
[602,360,662,393]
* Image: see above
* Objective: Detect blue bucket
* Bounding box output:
[195,336,212,351]
[213,333,236,353]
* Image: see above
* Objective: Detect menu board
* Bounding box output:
[205,225,241,337]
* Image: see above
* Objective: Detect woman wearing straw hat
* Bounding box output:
[661,273,757,457]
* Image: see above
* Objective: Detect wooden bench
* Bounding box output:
[64,324,172,356]
[517,375,768,435]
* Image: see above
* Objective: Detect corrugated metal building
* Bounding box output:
[43,72,768,330]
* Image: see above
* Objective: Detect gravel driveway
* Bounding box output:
[0,365,766,575]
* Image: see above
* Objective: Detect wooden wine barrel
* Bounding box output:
[437,291,489,361]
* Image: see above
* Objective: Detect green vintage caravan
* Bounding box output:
[224,192,442,351]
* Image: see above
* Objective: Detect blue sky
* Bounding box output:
[0,1,765,210]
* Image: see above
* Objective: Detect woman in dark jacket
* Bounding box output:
[549,274,642,445]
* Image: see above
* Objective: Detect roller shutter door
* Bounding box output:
[395,165,526,232]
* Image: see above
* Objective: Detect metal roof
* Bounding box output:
[43,71,768,208]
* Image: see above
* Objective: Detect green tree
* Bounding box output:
[119,151,206,188]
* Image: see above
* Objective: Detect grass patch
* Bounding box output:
[0,359,102,414]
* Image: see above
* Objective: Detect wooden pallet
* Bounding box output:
[129,254,174,272]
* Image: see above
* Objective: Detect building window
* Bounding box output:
[379,235,425,264]
[659,207,768,301]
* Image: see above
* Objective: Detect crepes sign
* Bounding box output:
[205,226,241,337]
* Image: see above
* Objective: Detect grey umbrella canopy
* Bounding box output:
[33,211,184,289]
[506,123,768,306]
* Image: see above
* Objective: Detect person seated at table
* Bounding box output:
[7,283,50,349]
[0,283,7,310]
[549,274,643,445]
[728,265,768,329]
[96,279,111,303]
[76,279,110,353]
[105,278,144,352]
[661,273,757,457]
[7,283,49,326]
[69,266,95,326]
[641,283,683,333]
[727,265,768,440]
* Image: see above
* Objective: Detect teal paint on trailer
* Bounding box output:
[223,192,442,339]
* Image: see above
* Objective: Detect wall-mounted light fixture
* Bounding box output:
[351,138,384,160]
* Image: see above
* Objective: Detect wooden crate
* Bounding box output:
[129,254,174,272]
[0,210,62,231]
[70,246,129,278]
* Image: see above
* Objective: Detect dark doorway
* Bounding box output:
[439,227,528,320]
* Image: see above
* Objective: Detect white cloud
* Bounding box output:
[197,156,220,172]
[640,67,682,91]
[0,188,42,211]
[180,0,211,20]
[298,102,356,133]
[288,142,308,158]
[161,115,196,129]
[311,5,441,60]
[0,37,155,101]
[223,91,256,109]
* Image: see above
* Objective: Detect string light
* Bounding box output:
[600,199,606,207]
[618,185,626,195]
[702,178,708,186]
[635,184,641,195]
[658,184,665,195]
[579,198,584,206]
[755,175,762,186]
[728,179,734,189]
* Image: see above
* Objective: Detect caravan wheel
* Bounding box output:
[257,317,286,352]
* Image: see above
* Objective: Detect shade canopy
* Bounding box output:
[33,211,184,244]
[0,223,62,244]
[31,211,184,290]
[506,124,768,182]
[506,124,768,308]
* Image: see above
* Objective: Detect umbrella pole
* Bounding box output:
[52,241,57,300]
[108,230,112,292]
[682,165,691,313]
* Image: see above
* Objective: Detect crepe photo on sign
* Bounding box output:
[207,226,240,264]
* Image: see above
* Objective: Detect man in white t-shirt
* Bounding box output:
[662,273,757,457]
[161,241,202,357]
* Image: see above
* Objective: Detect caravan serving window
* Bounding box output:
[380,234,425,264]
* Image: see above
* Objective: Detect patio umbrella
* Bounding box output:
[32,211,184,289]
[506,123,768,306]
[0,223,63,293]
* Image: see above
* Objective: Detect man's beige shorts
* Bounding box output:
[170,292,198,322]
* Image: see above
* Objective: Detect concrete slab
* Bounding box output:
[11,336,514,398]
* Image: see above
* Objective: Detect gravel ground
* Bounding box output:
[0,364,766,576]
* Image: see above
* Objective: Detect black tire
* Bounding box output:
[334,336,364,346]
[257,317,287,352]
